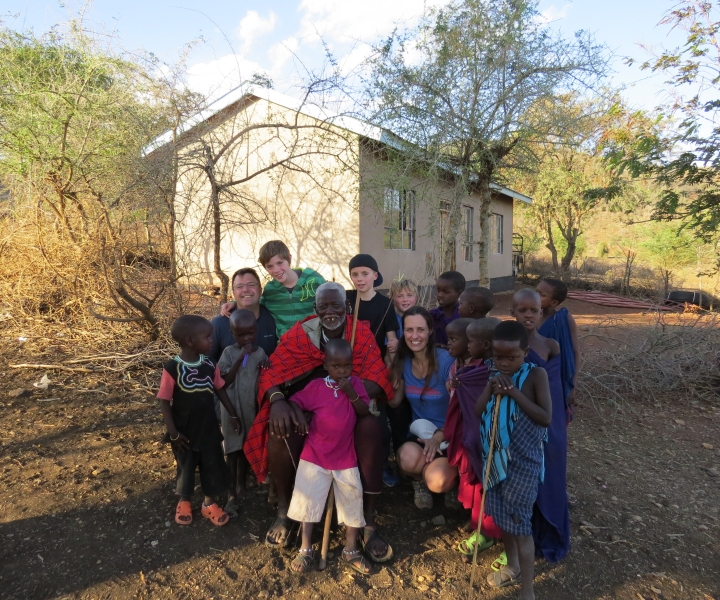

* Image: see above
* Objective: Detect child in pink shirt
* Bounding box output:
[286,339,372,575]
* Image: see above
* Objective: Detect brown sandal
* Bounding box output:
[340,549,372,575]
[290,549,315,573]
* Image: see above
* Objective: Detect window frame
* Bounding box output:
[462,205,474,262]
[490,213,504,255]
[383,188,416,251]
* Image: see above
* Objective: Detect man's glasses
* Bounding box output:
[233,283,259,290]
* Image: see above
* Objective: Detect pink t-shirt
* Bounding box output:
[289,376,370,471]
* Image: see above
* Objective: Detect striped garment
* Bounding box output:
[480,362,546,489]
[243,315,394,483]
[484,407,547,536]
[260,268,326,337]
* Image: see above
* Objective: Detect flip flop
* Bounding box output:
[340,550,373,576]
[360,527,394,563]
[487,566,521,588]
[201,503,230,527]
[175,500,192,525]
[264,516,295,549]
[491,550,508,571]
[457,531,495,556]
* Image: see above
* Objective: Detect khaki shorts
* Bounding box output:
[287,460,365,528]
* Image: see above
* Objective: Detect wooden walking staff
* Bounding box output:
[318,290,362,570]
[468,387,503,598]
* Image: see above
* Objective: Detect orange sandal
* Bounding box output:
[175,500,192,525]
[201,503,230,527]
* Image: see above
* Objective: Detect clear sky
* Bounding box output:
[3,0,687,111]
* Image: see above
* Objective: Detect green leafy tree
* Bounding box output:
[365,0,607,283]
[608,1,720,241]
[639,223,697,297]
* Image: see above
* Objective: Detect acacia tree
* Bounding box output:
[639,223,697,297]
[365,0,606,282]
[0,27,173,338]
[159,80,359,302]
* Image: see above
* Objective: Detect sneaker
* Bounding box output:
[444,489,462,510]
[412,480,433,510]
[383,466,400,487]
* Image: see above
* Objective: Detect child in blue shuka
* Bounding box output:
[536,278,580,422]
[475,321,552,600]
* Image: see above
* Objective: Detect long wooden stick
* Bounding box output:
[350,290,361,348]
[468,390,503,598]
[318,486,335,570]
[319,290,362,570]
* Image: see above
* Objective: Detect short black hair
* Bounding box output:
[170,315,211,345]
[324,338,353,360]
[493,320,529,350]
[541,278,568,303]
[446,317,474,337]
[461,286,494,314]
[438,271,466,293]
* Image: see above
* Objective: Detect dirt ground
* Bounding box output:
[1,297,719,600]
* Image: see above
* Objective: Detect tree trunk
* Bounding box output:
[662,269,671,298]
[477,174,492,287]
[204,146,229,303]
[621,249,636,294]
[211,184,229,302]
[545,221,559,271]
[559,228,579,278]
[441,177,466,272]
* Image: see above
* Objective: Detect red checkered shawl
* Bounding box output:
[243,315,393,482]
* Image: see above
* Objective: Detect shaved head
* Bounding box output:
[467,317,501,340]
[513,288,541,307]
[446,317,474,337]
[229,308,257,328]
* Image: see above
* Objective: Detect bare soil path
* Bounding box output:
[1,298,718,599]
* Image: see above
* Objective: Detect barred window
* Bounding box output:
[383,189,416,250]
[463,205,474,262]
[490,213,504,254]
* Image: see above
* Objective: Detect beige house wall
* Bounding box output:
[175,97,360,289]
[358,148,516,288]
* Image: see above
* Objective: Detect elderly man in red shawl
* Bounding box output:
[243,281,395,563]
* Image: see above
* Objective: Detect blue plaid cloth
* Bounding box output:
[484,408,547,535]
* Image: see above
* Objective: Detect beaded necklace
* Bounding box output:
[324,376,341,397]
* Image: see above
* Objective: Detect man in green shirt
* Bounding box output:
[221,240,325,337]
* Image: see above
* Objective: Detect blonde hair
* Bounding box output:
[390,278,418,298]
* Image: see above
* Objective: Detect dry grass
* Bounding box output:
[578,312,720,409]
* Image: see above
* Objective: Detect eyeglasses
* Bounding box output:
[233,283,259,290]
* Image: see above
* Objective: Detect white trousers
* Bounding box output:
[287,459,366,528]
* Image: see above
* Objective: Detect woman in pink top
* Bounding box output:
[286,339,372,575]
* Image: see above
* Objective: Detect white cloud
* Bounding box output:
[268,36,300,73]
[187,54,267,101]
[297,0,449,45]
[236,10,277,55]
[536,4,571,25]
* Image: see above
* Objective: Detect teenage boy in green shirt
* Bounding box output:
[222,240,325,337]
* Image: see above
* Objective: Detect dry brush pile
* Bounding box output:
[577,312,720,408]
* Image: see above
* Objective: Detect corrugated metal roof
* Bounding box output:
[148,84,532,203]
